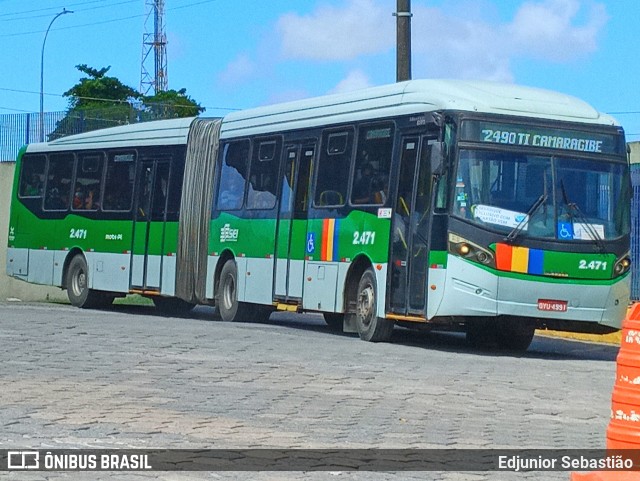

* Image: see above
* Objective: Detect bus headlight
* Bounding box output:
[448,233,495,268]
[614,253,631,277]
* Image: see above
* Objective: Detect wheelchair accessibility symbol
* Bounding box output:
[306,233,316,254]
[558,222,574,240]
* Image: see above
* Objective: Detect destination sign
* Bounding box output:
[461,120,624,155]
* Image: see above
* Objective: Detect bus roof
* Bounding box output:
[27,116,197,153]
[220,79,619,138]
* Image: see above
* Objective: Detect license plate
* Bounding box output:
[537,299,568,312]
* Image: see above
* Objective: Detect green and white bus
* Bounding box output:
[6,80,631,351]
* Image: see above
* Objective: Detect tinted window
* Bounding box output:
[44,153,74,211]
[216,140,249,211]
[19,154,46,198]
[247,138,280,210]
[72,153,104,211]
[103,151,136,211]
[315,130,353,206]
[351,123,394,205]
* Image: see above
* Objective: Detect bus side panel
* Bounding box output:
[437,255,498,317]
[26,249,54,285]
[6,247,28,278]
[161,255,177,297]
[244,257,275,305]
[303,262,338,311]
[88,252,131,293]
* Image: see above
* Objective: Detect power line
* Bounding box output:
[0,0,139,22]
[0,0,219,37]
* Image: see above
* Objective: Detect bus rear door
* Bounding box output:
[274,142,314,302]
[130,160,170,291]
[389,136,436,317]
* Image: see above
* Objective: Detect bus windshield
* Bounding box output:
[453,150,630,241]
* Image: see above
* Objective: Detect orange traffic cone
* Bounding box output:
[571,303,640,480]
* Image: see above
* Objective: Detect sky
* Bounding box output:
[1,0,639,140]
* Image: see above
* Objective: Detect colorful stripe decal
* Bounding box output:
[321,219,340,261]
[495,243,544,275]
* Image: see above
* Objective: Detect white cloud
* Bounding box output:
[410,0,607,81]
[508,0,608,61]
[217,54,255,86]
[328,70,372,94]
[277,0,394,61]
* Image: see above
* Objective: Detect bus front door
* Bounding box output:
[130,160,170,291]
[389,136,435,317]
[274,143,314,302]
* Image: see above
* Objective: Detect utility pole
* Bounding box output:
[394,0,412,82]
[140,0,168,95]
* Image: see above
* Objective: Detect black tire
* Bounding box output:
[465,317,497,349]
[495,317,536,352]
[154,297,195,316]
[217,260,254,322]
[66,255,109,309]
[355,268,394,342]
[323,312,343,331]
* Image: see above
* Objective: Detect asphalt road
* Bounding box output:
[0,301,620,480]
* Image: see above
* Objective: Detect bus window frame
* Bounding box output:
[42,152,76,212]
[101,150,137,214]
[313,127,355,208]
[18,153,47,199]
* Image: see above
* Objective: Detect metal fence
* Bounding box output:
[0,109,167,162]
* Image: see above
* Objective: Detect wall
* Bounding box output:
[0,162,67,302]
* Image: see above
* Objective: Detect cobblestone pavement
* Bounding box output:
[0,301,620,481]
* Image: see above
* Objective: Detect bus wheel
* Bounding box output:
[323,313,343,331]
[355,268,394,342]
[495,317,535,352]
[154,297,195,316]
[66,255,107,309]
[217,260,253,322]
[465,317,496,349]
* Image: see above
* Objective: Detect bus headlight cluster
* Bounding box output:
[614,253,631,276]
[448,233,495,268]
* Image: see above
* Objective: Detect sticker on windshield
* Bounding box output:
[557,222,574,240]
[472,204,528,230]
[573,223,605,241]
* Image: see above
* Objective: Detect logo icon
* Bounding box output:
[306,233,316,254]
[558,222,574,240]
[220,224,239,243]
[8,451,39,470]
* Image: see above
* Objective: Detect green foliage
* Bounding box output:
[142,88,205,120]
[48,65,204,140]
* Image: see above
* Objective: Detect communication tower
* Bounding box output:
[140,0,168,95]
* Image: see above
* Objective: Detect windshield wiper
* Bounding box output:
[560,180,606,252]
[505,193,547,242]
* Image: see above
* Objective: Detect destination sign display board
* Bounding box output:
[460,120,624,155]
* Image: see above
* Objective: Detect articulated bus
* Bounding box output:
[6,80,631,351]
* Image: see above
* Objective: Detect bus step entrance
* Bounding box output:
[276,303,299,312]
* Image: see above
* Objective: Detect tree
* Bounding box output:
[142,88,204,120]
[48,64,204,140]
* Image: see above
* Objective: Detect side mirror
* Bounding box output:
[430,141,445,176]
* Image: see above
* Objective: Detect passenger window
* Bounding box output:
[315,130,353,206]
[19,154,46,198]
[247,138,280,210]
[72,154,104,211]
[43,153,74,211]
[351,123,394,205]
[103,152,136,212]
[216,140,249,211]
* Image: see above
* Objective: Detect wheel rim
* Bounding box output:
[357,283,375,327]
[222,274,235,309]
[71,267,86,297]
